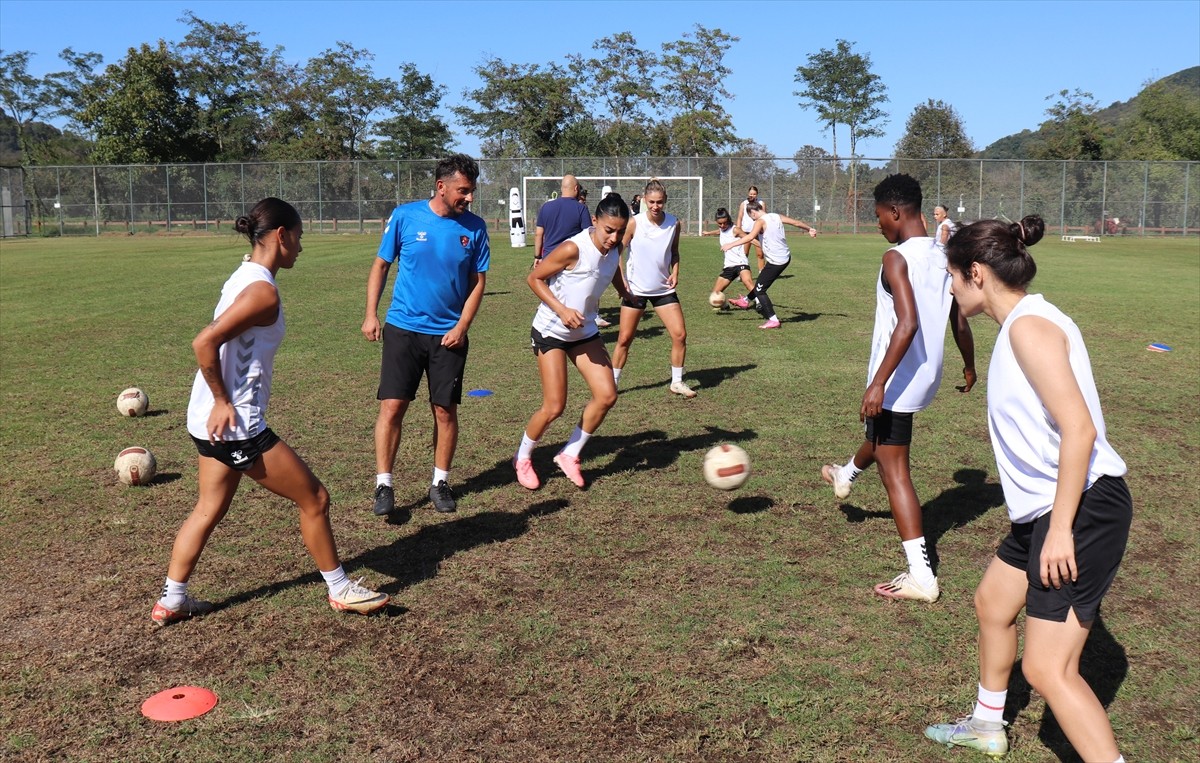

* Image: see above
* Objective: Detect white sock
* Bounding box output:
[1112,756,1124,763]
[319,565,350,593]
[432,467,449,486]
[838,461,864,483]
[769,314,779,322]
[517,433,537,461]
[159,577,187,608]
[561,426,592,458]
[671,366,684,384]
[613,368,622,385]
[902,536,936,589]
[972,683,1007,724]
[376,473,392,488]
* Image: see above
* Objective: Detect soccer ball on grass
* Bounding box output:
[703,444,750,490]
[117,387,149,417]
[115,446,157,486]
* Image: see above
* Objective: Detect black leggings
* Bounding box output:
[753,260,790,318]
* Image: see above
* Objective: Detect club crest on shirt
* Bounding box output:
[460,235,470,248]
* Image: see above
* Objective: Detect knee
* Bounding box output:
[540,401,565,422]
[300,484,331,519]
[379,400,405,424]
[432,405,456,424]
[595,389,618,410]
[1021,654,1056,695]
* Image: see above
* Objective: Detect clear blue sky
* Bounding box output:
[3,0,1198,158]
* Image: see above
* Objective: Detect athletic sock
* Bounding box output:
[1113,756,1125,763]
[561,426,592,458]
[319,565,350,594]
[769,314,779,322]
[902,536,936,589]
[972,683,1007,725]
[159,577,188,609]
[613,368,622,386]
[376,473,393,488]
[671,366,684,385]
[838,461,864,484]
[432,467,449,487]
[517,433,537,461]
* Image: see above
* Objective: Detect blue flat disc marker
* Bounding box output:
[467,389,494,397]
[1147,343,1173,352]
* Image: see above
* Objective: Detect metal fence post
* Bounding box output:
[92,166,100,236]
[1140,161,1149,236]
[203,164,209,232]
[165,165,171,232]
[1060,162,1067,234]
[1183,162,1191,236]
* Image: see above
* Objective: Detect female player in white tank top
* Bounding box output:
[514,194,634,490]
[151,198,388,627]
[735,185,766,272]
[923,215,1132,762]
[722,202,818,328]
[611,179,697,397]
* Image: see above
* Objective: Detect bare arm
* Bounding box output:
[361,257,392,341]
[777,215,819,237]
[528,241,586,329]
[667,222,681,287]
[1010,315,1096,588]
[862,251,917,421]
[534,225,545,261]
[722,219,765,251]
[950,300,977,393]
[442,270,485,348]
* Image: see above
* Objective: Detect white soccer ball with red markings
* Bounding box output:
[114,446,157,486]
[703,443,750,490]
[117,387,149,417]
[708,291,726,309]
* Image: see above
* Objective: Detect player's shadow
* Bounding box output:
[483,290,512,297]
[619,363,755,395]
[1003,615,1128,763]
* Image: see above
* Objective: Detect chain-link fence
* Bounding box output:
[5,157,1197,238]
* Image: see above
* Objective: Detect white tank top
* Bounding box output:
[187,261,285,440]
[866,237,954,413]
[625,210,678,297]
[987,294,1127,523]
[532,228,621,342]
[720,226,748,267]
[759,213,790,265]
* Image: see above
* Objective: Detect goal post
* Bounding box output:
[521,176,704,235]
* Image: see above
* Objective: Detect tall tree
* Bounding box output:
[894,99,973,158]
[659,24,739,156]
[1031,89,1110,161]
[793,39,889,161]
[46,47,103,136]
[78,42,208,163]
[1116,81,1200,161]
[454,58,582,157]
[568,31,660,156]
[288,42,397,160]
[375,63,453,160]
[0,50,54,165]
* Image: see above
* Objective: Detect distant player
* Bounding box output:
[700,207,757,308]
[723,202,818,329]
[933,204,957,250]
[736,185,767,272]
[820,174,976,603]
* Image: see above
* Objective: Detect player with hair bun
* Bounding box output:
[700,207,758,308]
[924,215,1131,762]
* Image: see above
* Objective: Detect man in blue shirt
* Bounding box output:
[363,154,491,516]
[534,174,591,265]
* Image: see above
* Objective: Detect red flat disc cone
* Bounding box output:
[141,685,218,721]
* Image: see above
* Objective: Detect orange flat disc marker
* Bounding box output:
[140,686,219,721]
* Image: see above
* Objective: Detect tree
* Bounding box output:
[46,47,103,136]
[78,42,208,163]
[1030,89,1110,161]
[0,50,54,165]
[568,32,661,156]
[659,25,739,156]
[375,63,453,160]
[286,42,398,160]
[454,58,583,157]
[793,39,889,161]
[895,99,973,158]
[1115,81,1200,161]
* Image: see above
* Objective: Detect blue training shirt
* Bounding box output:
[377,200,491,335]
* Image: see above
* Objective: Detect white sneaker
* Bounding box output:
[669,381,697,398]
[821,463,856,500]
[874,572,940,603]
[328,577,389,614]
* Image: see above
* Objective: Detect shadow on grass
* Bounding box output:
[148,472,183,486]
[618,363,756,395]
[728,495,773,514]
[1004,615,1128,762]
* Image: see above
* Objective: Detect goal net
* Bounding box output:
[521,176,705,235]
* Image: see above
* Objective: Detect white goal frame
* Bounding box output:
[521,176,704,235]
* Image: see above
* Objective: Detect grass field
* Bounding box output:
[1,227,1197,762]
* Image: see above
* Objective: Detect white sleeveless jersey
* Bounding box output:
[759,213,791,265]
[935,219,957,250]
[187,261,285,440]
[532,228,621,342]
[866,237,953,413]
[720,226,748,267]
[624,210,678,297]
[987,294,1127,524]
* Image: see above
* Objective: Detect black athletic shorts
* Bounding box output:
[191,427,280,471]
[378,324,467,407]
[719,265,751,281]
[996,475,1132,623]
[864,409,914,446]
[621,291,681,310]
[530,327,603,355]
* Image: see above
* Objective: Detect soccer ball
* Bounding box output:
[114,446,157,486]
[703,443,750,490]
[708,291,726,309]
[117,387,149,417]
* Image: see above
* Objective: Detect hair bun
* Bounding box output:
[234,215,253,235]
[1016,215,1045,247]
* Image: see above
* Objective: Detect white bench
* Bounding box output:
[1061,235,1100,243]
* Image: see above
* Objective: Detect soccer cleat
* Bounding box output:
[821,463,856,500]
[669,381,698,398]
[151,595,213,627]
[328,577,389,615]
[429,480,457,513]
[874,572,940,603]
[758,318,782,329]
[728,295,751,309]
[594,317,611,328]
[513,456,540,490]
[372,484,395,516]
[925,716,1009,757]
[553,452,586,488]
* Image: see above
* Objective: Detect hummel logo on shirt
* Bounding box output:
[417,231,428,242]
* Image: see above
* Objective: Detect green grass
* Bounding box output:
[1,229,1198,762]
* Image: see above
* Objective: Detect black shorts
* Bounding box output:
[864,409,914,446]
[191,427,280,471]
[530,327,602,355]
[996,475,1132,623]
[378,324,468,407]
[719,265,751,281]
[621,292,681,310]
